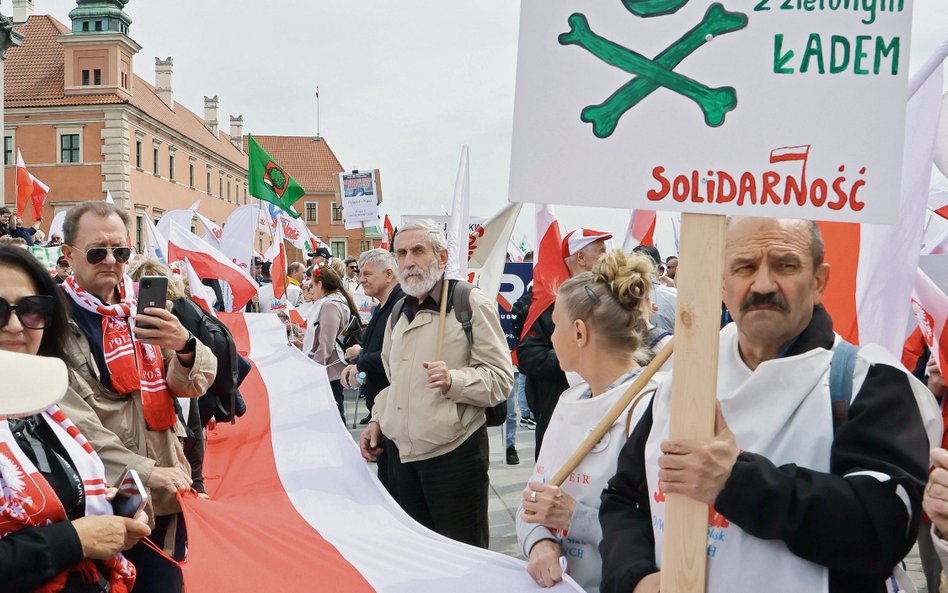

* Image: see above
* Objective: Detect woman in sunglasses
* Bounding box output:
[0,245,151,592]
[516,250,661,593]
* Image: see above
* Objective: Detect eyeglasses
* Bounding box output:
[72,245,133,264]
[0,295,54,330]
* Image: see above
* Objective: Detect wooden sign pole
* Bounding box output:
[660,212,727,593]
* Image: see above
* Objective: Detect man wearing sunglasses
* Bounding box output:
[58,200,217,593]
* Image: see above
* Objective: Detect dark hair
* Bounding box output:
[63,201,130,245]
[314,266,360,319]
[665,255,678,263]
[0,206,10,215]
[632,244,661,267]
[0,246,71,361]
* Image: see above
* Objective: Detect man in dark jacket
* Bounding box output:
[599,217,938,593]
[341,248,403,496]
[517,228,611,459]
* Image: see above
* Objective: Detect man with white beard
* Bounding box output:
[359,220,513,548]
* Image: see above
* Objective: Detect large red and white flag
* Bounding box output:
[264,221,288,301]
[178,313,583,593]
[445,145,471,281]
[466,202,522,304]
[621,209,656,251]
[818,47,945,353]
[167,222,257,311]
[518,203,569,344]
[15,150,50,221]
[220,204,260,274]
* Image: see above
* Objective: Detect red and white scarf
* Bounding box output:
[63,276,177,431]
[0,405,137,593]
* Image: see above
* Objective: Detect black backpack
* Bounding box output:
[172,299,250,425]
[390,281,508,427]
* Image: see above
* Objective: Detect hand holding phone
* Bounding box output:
[136,276,168,330]
[112,469,148,519]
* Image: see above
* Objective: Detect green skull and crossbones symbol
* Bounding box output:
[559,2,748,137]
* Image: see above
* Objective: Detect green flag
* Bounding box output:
[248,134,304,218]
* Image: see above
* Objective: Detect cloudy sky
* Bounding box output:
[8,0,947,254]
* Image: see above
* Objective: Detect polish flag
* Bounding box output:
[194,210,224,249]
[445,145,471,281]
[622,209,657,251]
[15,150,50,221]
[380,214,395,250]
[817,47,945,353]
[167,222,257,311]
[518,203,569,344]
[156,200,200,241]
[265,221,288,301]
[184,258,217,317]
[178,313,584,593]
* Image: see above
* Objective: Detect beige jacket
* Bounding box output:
[61,320,216,522]
[373,281,514,462]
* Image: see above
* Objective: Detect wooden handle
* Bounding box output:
[661,213,727,593]
[549,338,674,487]
[434,277,451,360]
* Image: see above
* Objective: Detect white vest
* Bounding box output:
[532,374,656,593]
[645,324,941,593]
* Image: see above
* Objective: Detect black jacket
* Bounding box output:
[355,284,404,408]
[599,307,931,593]
[516,301,568,455]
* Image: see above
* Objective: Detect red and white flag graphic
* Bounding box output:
[518,204,569,344]
[220,205,260,274]
[178,313,583,593]
[381,214,395,250]
[912,269,948,380]
[167,222,257,311]
[15,150,50,221]
[265,221,288,301]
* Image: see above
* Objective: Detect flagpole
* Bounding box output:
[315,86,320,140]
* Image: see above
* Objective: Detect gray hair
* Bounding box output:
[397,219,447,254]
[63,201,130,245]
[359,248,396,273]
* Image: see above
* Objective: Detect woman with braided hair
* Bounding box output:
[516,249,662,593]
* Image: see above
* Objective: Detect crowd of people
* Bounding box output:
[4,199,948,593]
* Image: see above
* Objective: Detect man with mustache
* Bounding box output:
[359,219,513,548]
[599,217,940,593]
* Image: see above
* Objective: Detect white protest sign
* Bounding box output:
[339,171,380,228]
[509,0,912,224]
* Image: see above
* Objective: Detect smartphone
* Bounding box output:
[112,468,148,518]
[136,276,168,329]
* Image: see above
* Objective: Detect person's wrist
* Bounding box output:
[176,331,196,354]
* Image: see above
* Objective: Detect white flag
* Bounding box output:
[444,145,470,281]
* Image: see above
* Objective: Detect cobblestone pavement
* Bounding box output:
[345,391,933,589]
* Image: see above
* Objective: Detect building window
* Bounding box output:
[189,163,195,188]
[135,214,144,254]
[331,240,346,259]
[93,69,102,86]
[82,21,89,32]
[121,72,128,89]
[153,209,164,224]
[135,139,142,169]
[81,70,90,86]
[206,171,212,194]
[169,154,175,181]
[60,134,80,163]
[305,201,318,222]
[227,181,232,202]
[153,147,159,175]
[94,21,102,32]
[219,178,223,199]
[331,202,343,222]
[244,184,248,204]
[3,136,12,166]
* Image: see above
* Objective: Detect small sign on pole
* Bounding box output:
[338,170,382,230]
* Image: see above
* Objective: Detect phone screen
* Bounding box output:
[136,276,168,330]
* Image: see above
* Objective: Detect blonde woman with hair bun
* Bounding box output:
[516,250,662,593]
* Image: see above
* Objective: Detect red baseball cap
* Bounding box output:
[561,228,613,259]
